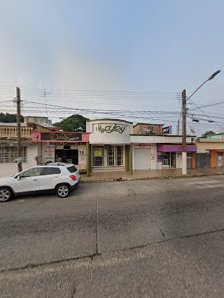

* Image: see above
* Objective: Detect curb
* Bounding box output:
[80,172,224,184]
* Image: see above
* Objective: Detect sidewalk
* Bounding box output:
[81,168,224,183]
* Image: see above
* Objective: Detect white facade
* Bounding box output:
[87,119,133,172]
[0,143,38,177]
[87,119,133,144]
[131,135,194,144]
[131,135,194,170]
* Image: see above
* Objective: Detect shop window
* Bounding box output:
[107,146,114,166]
[0,146,27,163]
[92,145,124,167]
[93,146,104,167]
[116,146,123,166]
[161,152,176,167]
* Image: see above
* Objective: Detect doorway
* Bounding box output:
[55,148,78,164]
[161,152,176,168]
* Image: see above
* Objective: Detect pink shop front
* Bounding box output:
[157,144,196,169]
[32,131,90,171]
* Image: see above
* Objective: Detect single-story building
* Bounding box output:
[131,134,196,170]
[86,119,133,173]
[0,123,37,177]
[32,131,90,172]
[86,118,196,173]
[196,138,224,168]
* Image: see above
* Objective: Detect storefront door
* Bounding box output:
[55,149,78,164]
[134,148,150,170]
[162,152,176,168]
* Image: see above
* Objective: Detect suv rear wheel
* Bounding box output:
[0,187,12,202]
[56,184,70,198]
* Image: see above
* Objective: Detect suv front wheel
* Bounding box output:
[56,184,70,198]
[0,187,13,202]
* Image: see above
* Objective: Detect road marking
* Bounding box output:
[196,184,224,189]
[186,180,220,185]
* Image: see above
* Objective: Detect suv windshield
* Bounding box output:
[67,166,77,173]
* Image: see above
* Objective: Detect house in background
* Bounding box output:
[0,116,89,176]
[196,136,224,168]
[133,123,164,135]
[0,122,37,176]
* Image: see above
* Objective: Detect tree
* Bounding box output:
[0,113,24,123]
[53,114,88,132]
[201,130,215,138]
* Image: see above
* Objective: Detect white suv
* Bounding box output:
[0,163,80,202]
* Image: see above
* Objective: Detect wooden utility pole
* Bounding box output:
[177,119,180,135]
[182,89,187,175]
[16,87,23,172]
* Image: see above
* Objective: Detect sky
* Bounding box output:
[0,0,223,134]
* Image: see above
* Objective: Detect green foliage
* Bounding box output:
[201,130,215,138]
[53,114,88,132]
[0,113,24,123]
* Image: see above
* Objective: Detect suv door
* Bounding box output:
[14,167,42,193]
[38,167,61,191]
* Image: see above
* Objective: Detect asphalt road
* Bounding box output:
[1,176,224,297]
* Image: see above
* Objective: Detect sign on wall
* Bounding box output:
[94,123,127,134]
[32,132,83,143]
[94,148,103,157]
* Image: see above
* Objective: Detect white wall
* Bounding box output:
[131,135,193,144]
[0,144,38,177]
[87,120,132,145]
[134,148,151,170]
[40,143,55,163]
[176,153,182,168]
[150,144,158,169]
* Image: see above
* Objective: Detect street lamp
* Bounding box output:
[182,70,221,175]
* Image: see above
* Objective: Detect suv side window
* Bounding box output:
[42,167,61,175]
[19,167,42,178]
[67,166,77,173]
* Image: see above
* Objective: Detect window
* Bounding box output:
[42,167,61,175]
[19,167,42,178]
[67,166,78,173]
[161,152,176,167]
[92,145,124,167]
[107,146,114,166]
[0,146,27,163]
[92,146,104,167]
[116,146,123,166]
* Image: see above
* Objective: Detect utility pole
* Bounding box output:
[177,119,180,135]
[182,89,187,175]
[181,70,220,175]
[16,87,23,172]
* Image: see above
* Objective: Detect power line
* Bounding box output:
[189,100,224,110]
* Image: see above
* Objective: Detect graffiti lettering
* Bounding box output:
[41,133,82,142]
[96,124,126,134]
